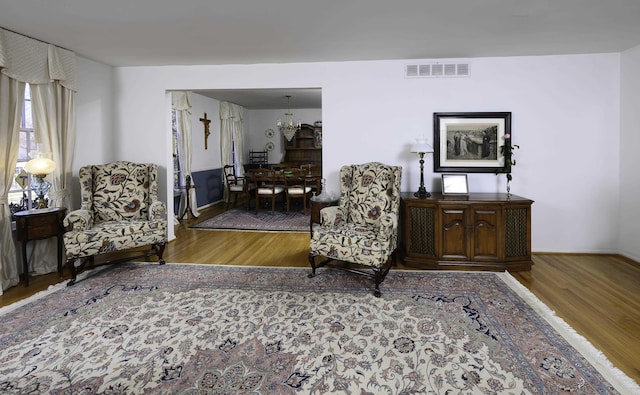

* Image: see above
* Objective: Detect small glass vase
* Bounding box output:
[506,179,511,198]
[314,178,333,202]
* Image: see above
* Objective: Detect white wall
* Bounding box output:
[187,92,222,172]
[73,56,115,208]
[106,54,623,250]
[619,45,640,261]
[75,56,115,166]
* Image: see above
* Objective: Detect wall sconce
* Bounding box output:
[410,138,434,198]
[24,153,56,209]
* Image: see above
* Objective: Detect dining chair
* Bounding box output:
[223,164,254,210]
[284,168,314,214]
[250,169,285,214]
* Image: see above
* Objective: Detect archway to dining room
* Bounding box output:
[169,88,322,223]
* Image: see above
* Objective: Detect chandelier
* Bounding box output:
[277,95,301,141]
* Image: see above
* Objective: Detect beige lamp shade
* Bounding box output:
[24,158,56,176]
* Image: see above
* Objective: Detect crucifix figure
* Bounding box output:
[200,113,211,149]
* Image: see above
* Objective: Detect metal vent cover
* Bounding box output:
[405,63,470,78]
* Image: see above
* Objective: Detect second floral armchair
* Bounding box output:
[308,162,402,296]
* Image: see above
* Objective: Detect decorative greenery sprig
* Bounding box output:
[498,133,519,182]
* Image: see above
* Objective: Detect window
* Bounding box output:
[9,84,37,217]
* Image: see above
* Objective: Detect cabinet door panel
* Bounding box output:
[505,206,530,259]
[441,208,468,259]
[472,208,499,260]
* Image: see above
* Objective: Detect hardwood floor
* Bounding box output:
[2,203,639,384]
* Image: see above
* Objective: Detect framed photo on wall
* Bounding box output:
[433,112,511,173]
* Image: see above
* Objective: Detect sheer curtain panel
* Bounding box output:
[0,74,25,292]
[172,91,199,219]
[219,101,245,203]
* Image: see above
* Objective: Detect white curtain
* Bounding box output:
[172,91,199,219]
[0,74,24,292]
[0,28,76,282]
[28,77,76,274]
[219,101,245,203]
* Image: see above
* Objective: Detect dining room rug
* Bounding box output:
[1,263,638,394]
[190,207,309,232]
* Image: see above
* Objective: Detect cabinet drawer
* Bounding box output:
[26,222,58,238]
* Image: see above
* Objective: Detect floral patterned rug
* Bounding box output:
[190,207,309,232]
[1,263,638,394]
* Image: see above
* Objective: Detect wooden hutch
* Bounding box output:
[281,123,322,176]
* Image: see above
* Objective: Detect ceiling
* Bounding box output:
[2,0,639,109]
[195,89,321,110]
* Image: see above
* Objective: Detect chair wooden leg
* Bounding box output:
[152,242,166,264]
[67,256,94,286]
[372,253,395,297]
[66,257,78,286]
[308,253,317,278]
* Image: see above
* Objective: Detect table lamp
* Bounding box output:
[410,138,433,198]
[24,154,56,209]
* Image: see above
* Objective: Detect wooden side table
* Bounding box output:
[177,175,197,221]
[14,207,67,286]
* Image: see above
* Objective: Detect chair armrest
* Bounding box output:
[319,206,346,227]
[149,201,167,220]
[63,209,93,231]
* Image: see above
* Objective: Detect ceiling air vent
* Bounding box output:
[405,62,471,78]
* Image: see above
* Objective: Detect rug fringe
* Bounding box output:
[497,271,640,393]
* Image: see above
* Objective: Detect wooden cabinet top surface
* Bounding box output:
[400,192,533,203]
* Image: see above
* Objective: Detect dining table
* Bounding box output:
[245,168,322,189]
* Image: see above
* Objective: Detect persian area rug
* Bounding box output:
[1,264,638,394]
[190,207,309,232]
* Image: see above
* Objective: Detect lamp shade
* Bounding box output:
[24,158,56,176]
[410,138,433,154]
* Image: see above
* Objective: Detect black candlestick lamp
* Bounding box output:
[410,138,434,198]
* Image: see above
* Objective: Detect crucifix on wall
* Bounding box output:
[200,113,211,149]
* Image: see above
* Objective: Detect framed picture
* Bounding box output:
[433,112,511,173]
[441,174,469,196]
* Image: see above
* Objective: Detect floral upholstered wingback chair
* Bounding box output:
[308,162,402,297]
[63,161,167,285]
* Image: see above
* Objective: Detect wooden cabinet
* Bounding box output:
[401,193,533,271]
[282,123,322,176]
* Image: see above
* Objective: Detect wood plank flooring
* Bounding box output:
[2,203,639,384]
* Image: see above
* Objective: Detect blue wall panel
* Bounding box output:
[192,168,223,208]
